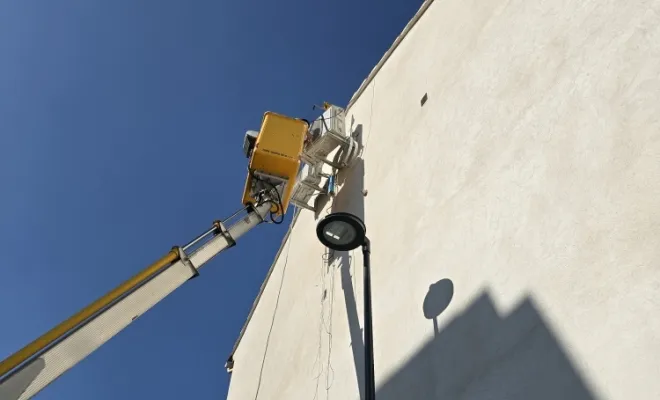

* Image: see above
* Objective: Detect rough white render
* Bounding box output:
[227,0,660,399]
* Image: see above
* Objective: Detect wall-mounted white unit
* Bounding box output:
[301,106,359,169]
[290,161,326,211]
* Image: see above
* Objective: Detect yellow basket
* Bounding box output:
[242,112,308,215]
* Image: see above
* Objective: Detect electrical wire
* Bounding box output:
[305,105,343,136]
[253,237,293,400]
[311,252,327,400]
[263,179,285,225]
[251,173,285,224]
[311,248,338,400]
[324,255,336,393]
[361,79,377,158]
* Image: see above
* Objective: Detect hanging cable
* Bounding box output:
[311,251,327,400]
[305,104,343,139]
[312,248,338,400]
[253,236,293,400]
[251,173,285,224]
[324,254,336,393]
[264,180,285,225]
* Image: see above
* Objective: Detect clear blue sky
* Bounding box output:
[0,1,418,398]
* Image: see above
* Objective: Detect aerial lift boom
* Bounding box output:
[0,105,357,399]
[0,198,275,400]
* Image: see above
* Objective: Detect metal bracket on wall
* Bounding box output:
[291,105,359,212]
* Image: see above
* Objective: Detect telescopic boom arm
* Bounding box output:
[0,199,274,400]
[0,109,318,400]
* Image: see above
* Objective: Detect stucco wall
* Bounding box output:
[227,0,660,399]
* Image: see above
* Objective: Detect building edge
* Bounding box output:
[226,0,437,372]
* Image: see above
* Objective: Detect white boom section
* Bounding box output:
[0,202,271,400]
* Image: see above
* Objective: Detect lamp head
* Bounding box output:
[316,212,366,251]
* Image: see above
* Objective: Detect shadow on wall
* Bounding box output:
[423,278,454,337]
[319,120,368,399]
[315,118,594,400]
[0,357,45,400]
[333,250,366,400]
[377,291,596,400]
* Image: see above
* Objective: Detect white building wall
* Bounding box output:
[227,0,660,399]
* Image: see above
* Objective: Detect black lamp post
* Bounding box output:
[316,212,375,400]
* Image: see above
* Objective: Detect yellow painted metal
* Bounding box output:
[242,112,307,214]
[0,250,179,378]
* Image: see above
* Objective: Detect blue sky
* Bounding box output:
[0,1,418,398]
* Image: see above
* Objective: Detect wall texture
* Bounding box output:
[227,0,660,398]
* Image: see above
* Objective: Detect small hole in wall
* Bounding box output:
[420,93,428,106]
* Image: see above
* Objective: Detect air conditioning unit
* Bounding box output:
[302,106,358,169]
[310,106,345,139]
[290,161,325,211]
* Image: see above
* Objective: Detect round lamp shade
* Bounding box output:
[316,212,366,251]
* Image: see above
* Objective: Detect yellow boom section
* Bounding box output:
[242,112,307,214]
[0,250,179,378]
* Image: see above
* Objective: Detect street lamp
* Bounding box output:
[316,212,375,400]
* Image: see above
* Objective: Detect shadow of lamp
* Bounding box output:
[316,212,375,400]
[422,279,454,337]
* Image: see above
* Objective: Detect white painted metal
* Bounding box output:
[301,106,358,168]
[290,161,325,211]
[292,105,359,212]
[243,130,259,158]
[0,202,271,400]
